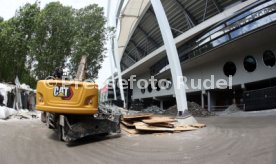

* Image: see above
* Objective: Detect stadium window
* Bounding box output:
[270,13,276,21]
[255,16,271,27]
[263,50,276,67]
[223,62,237,77]
[241,21,258,33]
[211,35,230,47]
[230,28,243,39]
[244,56,257,72]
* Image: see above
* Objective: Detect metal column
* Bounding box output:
[207,91,211,112]
[160,100,164,110]
[110,0,126,108]
[113,36,126,108]
[201,91,205,109]
[150,0,188,116]
[107,0,117,101]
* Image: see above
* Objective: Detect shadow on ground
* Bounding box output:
[67,133,121,147]
[48,129,121,147]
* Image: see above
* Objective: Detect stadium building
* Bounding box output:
[105,0,276,111]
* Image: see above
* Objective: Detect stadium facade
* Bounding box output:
[104,0,276,111]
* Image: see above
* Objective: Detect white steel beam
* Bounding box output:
[150,0,188,116]
[107,0,117,100]
[112,0,126,107]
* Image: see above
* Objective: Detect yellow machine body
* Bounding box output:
[36,80,98,114]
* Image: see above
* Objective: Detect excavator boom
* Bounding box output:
[75,55,87,81]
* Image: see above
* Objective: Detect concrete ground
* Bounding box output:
[0,110,276,164]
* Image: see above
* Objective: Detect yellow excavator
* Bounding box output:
[36,56,121,142]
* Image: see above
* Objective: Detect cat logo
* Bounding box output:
[53,86,73,100]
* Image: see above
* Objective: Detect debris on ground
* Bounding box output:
[121,120,136,127]
[123,113,153,120]
[13,109,38,119]
[121,125,139,135]
[117,107,129,115]
[187,102,215,117]
[0,106,39,120]
[120,113,206,135]
[142,106,165,114]
[0,106,17,119]
[142,116,176,124]
[163,105,177,116]
[129,101,215,117]
[190,123,207,128]
[164,102,215,117]
[224,104,242,114]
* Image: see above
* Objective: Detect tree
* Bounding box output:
[31,2,75,79]
[0,2,107,86]
[70,4,107,80]
[0,3,39,86]
[14,2,40,86]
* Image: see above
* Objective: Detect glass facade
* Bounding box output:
[150,0,276,76]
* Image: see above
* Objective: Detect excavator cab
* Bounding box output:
[36,80,99,114]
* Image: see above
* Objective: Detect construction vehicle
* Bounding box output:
[36,56,121,142]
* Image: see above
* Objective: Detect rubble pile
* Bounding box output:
[163,105,177,116]
[164,102,215,117]
[188,102,215,117]
[225,104,241,114]
[142,106,165,114]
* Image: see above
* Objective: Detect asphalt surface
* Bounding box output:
[0,111,276,164]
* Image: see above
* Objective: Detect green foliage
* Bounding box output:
[31,2,75,79]
[0,2,107,87]
[71,4,107,79]
[0,2,40,87]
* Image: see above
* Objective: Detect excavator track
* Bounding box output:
[45,105,121,142]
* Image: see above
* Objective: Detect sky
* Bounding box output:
[0,0,117,88]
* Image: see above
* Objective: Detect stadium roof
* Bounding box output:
[118,0,250,72]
